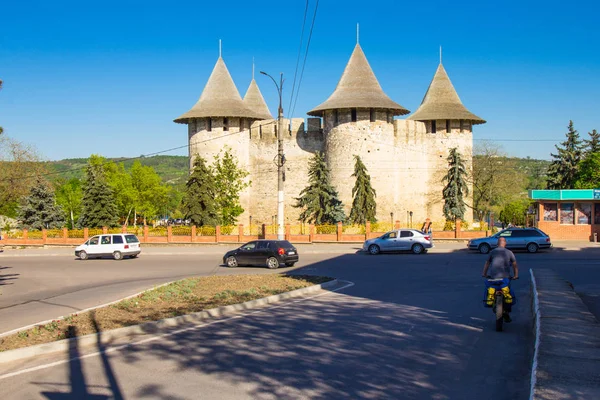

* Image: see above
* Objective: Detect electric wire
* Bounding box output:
[286,0,310,119]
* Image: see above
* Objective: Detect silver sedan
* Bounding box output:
[363,229,434,255]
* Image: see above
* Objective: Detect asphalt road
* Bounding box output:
[1,244,599,399]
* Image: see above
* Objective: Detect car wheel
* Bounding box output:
[266,256,280,269]
[113,251,123,260]
[79,251,88,260]
[412,243,424,254]
[226,256,238,268]
[479,243,491,254]
[527,243,539,253]
[368,244,380,255]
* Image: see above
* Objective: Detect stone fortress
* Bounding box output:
[174,40,485,228]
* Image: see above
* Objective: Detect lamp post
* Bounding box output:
[260,71,285,240]
[409,211,413,228]
[390,212,394,228]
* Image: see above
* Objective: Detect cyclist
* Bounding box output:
[481,237,519,322]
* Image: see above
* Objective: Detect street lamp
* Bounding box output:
[409,211,413,228]
[390,212,394,228]
[260,71,286,240]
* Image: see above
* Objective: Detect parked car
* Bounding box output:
[363,229,433,255]
[467,227,551,254]
[75,234,141,260]
[223,240,299,269]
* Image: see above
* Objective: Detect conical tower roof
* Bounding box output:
[407,63,485,124]
[308,44,409,117]
[243,79,272,120]
[174,57,264,124]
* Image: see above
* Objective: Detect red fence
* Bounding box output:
[1,219,489,246]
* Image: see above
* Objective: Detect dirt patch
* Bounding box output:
[0,274,332,352]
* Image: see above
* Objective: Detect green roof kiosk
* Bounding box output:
[529,189,600,241]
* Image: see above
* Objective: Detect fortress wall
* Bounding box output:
[246,118,324,225]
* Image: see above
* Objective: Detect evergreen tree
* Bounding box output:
[546,120,583,189]
[294,152,345,224]
[182,156,220,226]
[18,177,65,230]
[349,155,377,224]
[584,129,600,155]
[442,148,469,221]
[213,148,250,226]
[78,157,119,228]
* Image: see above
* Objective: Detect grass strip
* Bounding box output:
[0,274,332,352]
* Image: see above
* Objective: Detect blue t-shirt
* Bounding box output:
[487,247,516,278]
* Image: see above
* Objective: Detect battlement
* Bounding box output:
[249,118,323,142]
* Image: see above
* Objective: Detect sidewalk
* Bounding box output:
[531,269,600,399]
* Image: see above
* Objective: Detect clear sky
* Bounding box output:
[0,0,598,161]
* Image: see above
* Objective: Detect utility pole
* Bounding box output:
[260,71,286,240]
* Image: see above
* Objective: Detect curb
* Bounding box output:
[0,279,339,364]
[529,269,540,400]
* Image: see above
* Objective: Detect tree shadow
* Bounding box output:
[0,266,19,286]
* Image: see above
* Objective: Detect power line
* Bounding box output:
[287,0,310,119]
[290,0,319,118]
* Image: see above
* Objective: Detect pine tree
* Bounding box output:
[547,121,583,189]
[442,148,469,221]
[294,152,345,224]
[182,156,220,226]
[349,155,377,224]
[584,129,600,155]
[18,178,65,230]
[78,159,119,228]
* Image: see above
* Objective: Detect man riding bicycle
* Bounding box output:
[481,237,519,322]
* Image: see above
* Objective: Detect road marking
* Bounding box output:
[0,280,355,381]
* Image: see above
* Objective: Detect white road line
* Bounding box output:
[0,280,355,381]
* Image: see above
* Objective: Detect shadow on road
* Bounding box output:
[0,266,19,287]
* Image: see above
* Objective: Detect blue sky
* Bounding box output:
[0,0,598,161]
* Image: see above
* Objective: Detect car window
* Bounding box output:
[125,235,139,243]
[101,236,112,245]
[89,236,99,245]
[256,241,269,249]
[113,235,124,244]
[527,230,542,237]
[242,242,257,250]
[498,230,512,237]
[400,231,413,238]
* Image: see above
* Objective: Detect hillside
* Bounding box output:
[45,155,189,186]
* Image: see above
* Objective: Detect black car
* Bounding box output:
[223,240,299,269]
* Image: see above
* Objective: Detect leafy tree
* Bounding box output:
[471,142,527,226]
[17,177,65,229]
[182,156,220,226]
[294,152,345,224]
[130,160,170,225]
[442,148,469,221]
[574,152,600,189]
[55,178,82,229]
[213,148,250,226]
[0,135,46,217]
[498,199,531,226]
[349,155,377,224]
[547,120,583,189]
[78,156,119,228]
[583,129,600,155]
[104,161,136,224]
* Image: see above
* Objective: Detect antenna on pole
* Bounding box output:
[357,23,360,44]
[440,46,442,64]
[219,39,222,58]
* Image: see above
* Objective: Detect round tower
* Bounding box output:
[307,43,410,221]
[173,55,269,172]
[407,61,486,226]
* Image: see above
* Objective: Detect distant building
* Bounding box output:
[530,189,600,241]
[174,41,485,228]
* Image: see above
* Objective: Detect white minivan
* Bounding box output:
[75,234,141,260]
